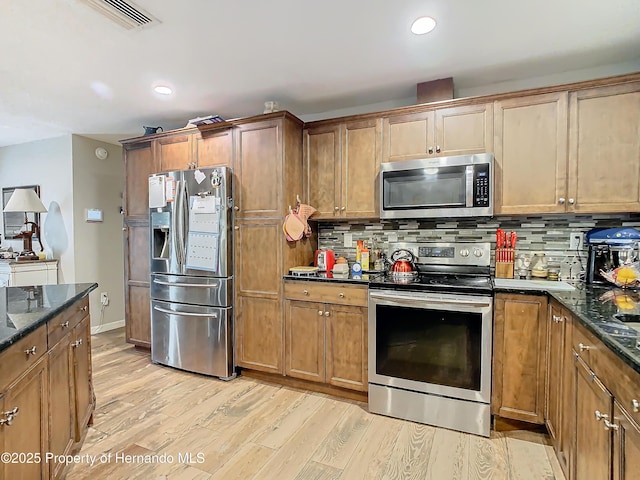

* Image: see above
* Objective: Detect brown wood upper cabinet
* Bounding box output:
[568,82,640,213]
[303,119,381,219]
[124,141,157,218]
[155,129,233,172]
[494,92,569,214]
[382,103,493,163]
[156,133,193,172]
[492,293,548,424]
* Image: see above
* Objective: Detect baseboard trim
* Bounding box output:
[91,319,125,335]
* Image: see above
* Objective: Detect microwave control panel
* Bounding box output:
[473,164,490,207]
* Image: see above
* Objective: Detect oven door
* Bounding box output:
[368,289,493,404]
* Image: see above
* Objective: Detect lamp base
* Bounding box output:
[16,251,39,261]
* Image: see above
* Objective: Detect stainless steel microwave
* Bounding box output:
[379,153,494,219]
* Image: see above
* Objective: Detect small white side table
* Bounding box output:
[0,259,58,287]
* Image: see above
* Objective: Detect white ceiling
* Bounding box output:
[1,0,639,147]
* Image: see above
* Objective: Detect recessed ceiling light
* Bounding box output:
[411,16,437,35]
[153,85,173,95]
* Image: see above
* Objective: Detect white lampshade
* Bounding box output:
[3,189,47,213]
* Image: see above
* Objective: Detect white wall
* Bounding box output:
[0,136,75,282]
[71,135,124,330]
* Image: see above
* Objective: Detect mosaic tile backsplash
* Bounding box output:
[316,214,640,279]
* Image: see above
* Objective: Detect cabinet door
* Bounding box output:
[48,334,74,480]
[613,400,640,480]
[124,142,157,218]
[284,300,325,382]
[559,311,575,478]
[326,304,368,391]
[382,111,435,163]
[235,221,283,374]
[494,93,568,214]
[575,357,613,480]
[492,293,548,423]
[568,82,640,213]
[73,316,93,441]
[235,120,282,218]
[0,357,49,480]
[304,125,341,218]
[341,119,381,218]
[434,103,493,157]
[546,302,566,444]
[124,222,151,347]
[195,129,233,167]
[156,134,193,172]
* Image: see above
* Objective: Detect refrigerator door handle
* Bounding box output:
[153,305,218,318]
[181,177,189,266]
[171,179,181,267]
[153,279,219,288]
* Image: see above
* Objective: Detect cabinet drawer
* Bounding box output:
[0,324,47,391]
[284,282,368,307]
[572,320,600,365]
[47,297,89,347]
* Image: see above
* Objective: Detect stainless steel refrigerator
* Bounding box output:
[148,167,234,379]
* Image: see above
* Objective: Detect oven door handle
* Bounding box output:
[369,292,492,308]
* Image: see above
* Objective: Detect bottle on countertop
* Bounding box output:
[361,245,370,271]
[356,240,364,263]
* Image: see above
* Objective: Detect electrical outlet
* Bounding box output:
[569,233,582,250]
[100,292,109,306]
[343,233,353,248]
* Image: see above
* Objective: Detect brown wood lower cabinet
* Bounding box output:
[284,282,368,392]
[492,293,548,423]
[613,400,640,480]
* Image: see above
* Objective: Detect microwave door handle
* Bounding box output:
[153,305,218,318]
[370,292,492,308]
[465,165,474,207]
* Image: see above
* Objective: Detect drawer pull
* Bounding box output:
[594,410,608,422]
[603,419,619,431]
[24,346,37,356]
[579,343,590,352]
[60,321,70,328]
[552,315,564,323]
[632,399,639,413]
[303,290,309,295]
[72,339,83,348]
[81,305,88,312]
[339,293,345,298]
[0,407,19,426]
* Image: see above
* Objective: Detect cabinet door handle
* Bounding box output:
[435,146,441,153]
[0,407,19,426]
[603,419,619,431]
[334,206,339,211]
[234,226,239,230]
[234,206,239,211]
[568,198,575,205]
[318,310,323,316]
[303,290,309,295]
[428,147,434,154]
[594,410,609,421]
[341,207,346,211]
[72,339,83,348]
[81,305,88,312]
[632,399,639,413]
[558,198,566,204]
[324,311,330,317]
[60,321,70,328]
[338,293,345,298]
[553,315,561,323]
[579,343,590,352]
[24,346,37,356]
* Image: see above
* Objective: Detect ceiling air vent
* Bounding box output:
[79,0,160,30]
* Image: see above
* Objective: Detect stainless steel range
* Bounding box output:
[368,242,493,437]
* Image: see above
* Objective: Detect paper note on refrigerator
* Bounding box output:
[189,196,220,234]
[185,232,219,272]
[148,175,166,208]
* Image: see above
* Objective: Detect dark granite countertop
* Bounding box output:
[0,283,98,353]
[283,271,383,285]
[549,284,640,375]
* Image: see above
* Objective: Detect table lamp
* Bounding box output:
[3,188,47,260]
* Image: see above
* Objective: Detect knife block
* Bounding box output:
[495,247,515,278]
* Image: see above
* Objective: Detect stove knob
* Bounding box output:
[460,249,470,257]
[473,249,484,257]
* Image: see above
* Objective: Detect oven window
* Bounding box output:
[383,166,466,209]
[376,304,481,390]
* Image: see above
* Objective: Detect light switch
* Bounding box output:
[86,209,103,222]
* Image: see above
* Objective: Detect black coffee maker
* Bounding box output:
[586,228,640,284]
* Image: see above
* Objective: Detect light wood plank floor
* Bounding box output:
[66,329,565,480]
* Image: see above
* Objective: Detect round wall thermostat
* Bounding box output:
[95,147,108,160]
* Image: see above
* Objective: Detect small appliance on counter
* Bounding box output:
[586,228,640,284]
[315,250,336,272]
